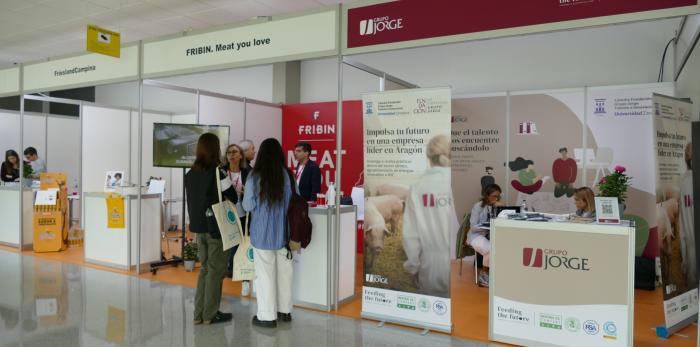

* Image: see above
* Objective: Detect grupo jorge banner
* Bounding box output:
[346,0,698,50]
[281,101,363,196]
[362,87,455,332]
[653,94,698,333]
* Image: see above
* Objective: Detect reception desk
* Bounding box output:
[83,192,162,271]
[291,205,357,310]
[489,218,634,347]
[0,185,35,248]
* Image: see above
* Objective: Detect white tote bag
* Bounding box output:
[233,213,255,281]
[212,168,242,251]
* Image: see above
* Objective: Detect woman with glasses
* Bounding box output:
[467,184,502,287]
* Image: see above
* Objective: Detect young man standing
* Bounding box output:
[293,142,321,202]
[552,147,577,198]
[23,147,46,178]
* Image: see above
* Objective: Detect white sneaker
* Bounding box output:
[241,281,251,296]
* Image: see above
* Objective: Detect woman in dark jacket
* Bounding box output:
[185,133,238,325]
[1,150,20,182]
[222,144,252,293]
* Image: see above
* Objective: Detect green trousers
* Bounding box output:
[194,233,231,321]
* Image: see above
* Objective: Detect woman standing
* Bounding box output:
[185,133,238,325]
[223,144,252,296]
[1,150,20,182]
[243,138,293,328]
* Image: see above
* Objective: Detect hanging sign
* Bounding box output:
[0,67,20,96]
[87,25,121,58]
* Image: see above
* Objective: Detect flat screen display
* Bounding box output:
[153,123,230,168]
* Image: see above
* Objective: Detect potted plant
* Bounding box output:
[597,165,632,215]
[183,238,198,272]
[22,161,34,186]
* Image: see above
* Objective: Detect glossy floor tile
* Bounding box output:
[0,251,494,347]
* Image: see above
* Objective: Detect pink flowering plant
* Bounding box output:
[597,165,632,203]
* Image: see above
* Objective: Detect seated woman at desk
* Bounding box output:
[467,183,502,287]
[1,150,20,182]
[573,187,596,218]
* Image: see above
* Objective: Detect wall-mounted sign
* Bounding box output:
[23,45,138,93]
[87,24,121,58]
[143,10,337,78]
[0,67,20,96]
[345,0,700,53]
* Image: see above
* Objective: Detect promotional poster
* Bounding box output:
[652,94,698,330]
[361,87,454,331]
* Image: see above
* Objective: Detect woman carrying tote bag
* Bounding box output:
[185,133,238,325]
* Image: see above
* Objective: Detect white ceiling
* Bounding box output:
[0,0,348,68]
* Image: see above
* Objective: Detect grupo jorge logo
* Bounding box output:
[522,247,591,271]
[421,193,452,208]
[360,16,404,36]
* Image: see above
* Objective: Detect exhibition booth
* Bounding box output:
[0,1,699,346]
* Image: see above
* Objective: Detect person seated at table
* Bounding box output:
[573,187,596,218]
[467,183,502,287]
[1,150,20,182]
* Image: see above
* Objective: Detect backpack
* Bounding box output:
[286,171,313,249]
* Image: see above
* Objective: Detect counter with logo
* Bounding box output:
[290,205,357,310]
[489,218,634,347]
[83,192,162,271]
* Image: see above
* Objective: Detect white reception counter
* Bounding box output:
[291,205,357,311]
[83,192,162,271]
[0,185,35,248]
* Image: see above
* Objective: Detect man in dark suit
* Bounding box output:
[294,142,321,202]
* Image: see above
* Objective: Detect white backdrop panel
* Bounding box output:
[199,95,244,147]
[244,103,282,157]
[23,113,46,161]
[131,111,173,194]
[47,116,80,194]
[82,106,131,193]
[0,112,20,156]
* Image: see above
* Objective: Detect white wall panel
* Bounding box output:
[82,106,131,193]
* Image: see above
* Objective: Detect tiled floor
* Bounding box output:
[0,250,494,347]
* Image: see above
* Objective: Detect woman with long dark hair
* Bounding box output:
[185,133,238,325]
[242,138,293,328]
[1,150,20,182]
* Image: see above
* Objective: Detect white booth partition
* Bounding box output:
[0,111,21,248]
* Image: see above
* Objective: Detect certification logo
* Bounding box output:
[397,295,416,311]
[365,101,374,115]
[418,298,430,313]
[539,313,562,330]
[583,320,599,335]
[603,321,617,340]
[564,317,580,332]
[433,300,448,316]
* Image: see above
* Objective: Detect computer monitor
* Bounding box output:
[494,205,521,216]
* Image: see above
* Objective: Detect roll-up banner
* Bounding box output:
[361,87,455,332]
[652,94,698,336]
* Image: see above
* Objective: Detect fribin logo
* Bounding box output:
[360,16,404,36]
[312,110,320,120]
[594,99,606,114]
[583,320,599,335]
[365,101,374,115]
[522,247,591,271]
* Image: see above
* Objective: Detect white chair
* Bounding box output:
[590,147,614,185]
[573,148,595,166]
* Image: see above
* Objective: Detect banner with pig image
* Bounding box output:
[362,87,455,332]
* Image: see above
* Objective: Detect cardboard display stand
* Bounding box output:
[33,173,69,252]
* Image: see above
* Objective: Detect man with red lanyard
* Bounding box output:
[293,142,321,202]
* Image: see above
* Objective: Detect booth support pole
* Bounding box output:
[19,95,24,251]
[379,73,386,92]
[136,80,144,275]
[243,97,247,140]
[582,87,589,186]
[333,52,344,310]
[505,91,511,203]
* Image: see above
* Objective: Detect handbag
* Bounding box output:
[233,212,256,281]
[212,168,242,251]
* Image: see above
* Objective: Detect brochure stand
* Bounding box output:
[33,173,69,252]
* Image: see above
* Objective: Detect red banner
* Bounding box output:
[281,101,363,197]
[347,0,697,48]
